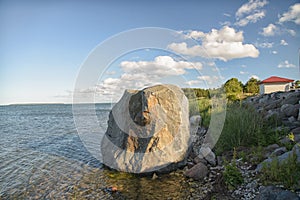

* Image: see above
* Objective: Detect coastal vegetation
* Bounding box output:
[183,77,300,192]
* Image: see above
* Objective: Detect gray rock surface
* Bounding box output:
[101,84,190,173]
[257,144,300,171]
[270,147,287,157]
[184,162,208,180]
[282,92,300,105]
[281,104,299,117]
[197,146,216,166]
[255,186,300,200]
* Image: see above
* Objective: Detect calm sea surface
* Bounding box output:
[0,104,198,199]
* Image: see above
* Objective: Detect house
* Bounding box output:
[259,76,294,95]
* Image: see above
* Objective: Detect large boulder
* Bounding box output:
[101,84,191,173]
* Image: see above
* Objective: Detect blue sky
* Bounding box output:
[0,0,299,104]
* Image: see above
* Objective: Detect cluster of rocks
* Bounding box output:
[184,90,300,199]
[244,90,300,132]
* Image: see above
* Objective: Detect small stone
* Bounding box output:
[152,173,158,180]
[193,156,207,165]
[187,162,195,168]
[198,146,216,166]
[288,116,296,123]
[184,162,208,181]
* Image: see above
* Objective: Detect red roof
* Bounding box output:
[259,76,294,84]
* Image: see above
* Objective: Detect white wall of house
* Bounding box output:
[259,83,290,94]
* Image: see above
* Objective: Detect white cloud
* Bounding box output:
[220,21,232,26]
[280,39,288,46]
[240,71,249,75]
[272,50,278,54]
[186,80,201,86]
[278,60,296,68]
[287,29,296,36]
[236,10,266,26]
[260,23,277,36]
[197,75,220,85]
[250,75,260,80]
[95,56,204,101]
[168,26,259,61]
[120,56,202,75]
[236,0,268,18]
[279,3,300,25]
[256,42,273,48]
[260,4,299,37]
[260,24,296,37]
[105,71,116,75]
[235,0,268,26]
[224,13,231,17]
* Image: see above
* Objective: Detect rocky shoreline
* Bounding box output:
[181,128,300,199]
[179,89,300,200]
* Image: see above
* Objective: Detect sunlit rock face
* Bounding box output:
[101,84,190,173]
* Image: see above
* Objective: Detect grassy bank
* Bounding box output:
[187,94,300,190]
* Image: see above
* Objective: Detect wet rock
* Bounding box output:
[255,185,299,200]
[101,84,190,173]
[184,162,208,181]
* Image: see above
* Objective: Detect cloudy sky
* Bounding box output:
[1,0,299,104]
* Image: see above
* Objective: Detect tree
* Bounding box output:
[244,77,259,94]
[224,78,243,94]
[295,80,300,89]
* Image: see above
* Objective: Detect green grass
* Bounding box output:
[188,96,288,156]
[214,103,288,155]
[214,103,264,154]
[188,98,212,127]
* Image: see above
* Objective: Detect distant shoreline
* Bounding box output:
[1,102,116,106]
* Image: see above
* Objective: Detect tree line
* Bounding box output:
[183,77,300,101]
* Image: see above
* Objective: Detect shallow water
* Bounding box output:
[0,104,203,199]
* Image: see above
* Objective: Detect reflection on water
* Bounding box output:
[0,104,202,199]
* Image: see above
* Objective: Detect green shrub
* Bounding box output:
[250,146,265,164]
[223,148,244,190]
